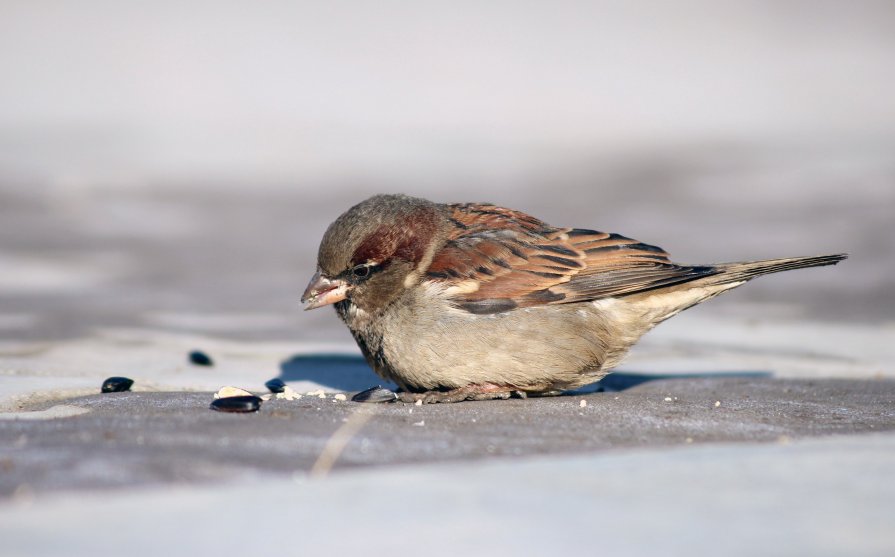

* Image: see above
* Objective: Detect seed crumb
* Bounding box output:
[412,420,425,427]
[579,399,587,408]
[214,386,253,399]
[664,397,672,402]
[333,393,347,401]
[276,386,302,401]
[714,400,721,407]
[414,399,423,406]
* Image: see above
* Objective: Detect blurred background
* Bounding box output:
[1,0,893,343]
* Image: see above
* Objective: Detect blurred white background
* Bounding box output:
[1,1,893,340]
[2,0,894,187]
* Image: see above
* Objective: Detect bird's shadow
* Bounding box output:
[275,353,771,394]
[569,370,772,394]
[278,354,397,391]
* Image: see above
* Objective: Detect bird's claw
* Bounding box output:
[396,386,528,404]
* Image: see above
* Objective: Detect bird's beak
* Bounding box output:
[301,271,350,310]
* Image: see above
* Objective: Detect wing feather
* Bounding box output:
[426,203,718,313]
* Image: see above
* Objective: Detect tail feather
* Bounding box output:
[710,253,848,284]
[622,253,847,326]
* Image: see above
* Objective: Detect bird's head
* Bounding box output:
[301,194,447,314]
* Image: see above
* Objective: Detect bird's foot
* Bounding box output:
[397,383,527,404]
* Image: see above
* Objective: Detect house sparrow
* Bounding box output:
[302,194,846,403]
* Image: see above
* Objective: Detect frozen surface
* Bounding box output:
[2,2,894,555]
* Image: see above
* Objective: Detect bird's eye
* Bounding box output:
[352,264,372,279]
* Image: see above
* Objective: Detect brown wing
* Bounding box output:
[426,203,718,314]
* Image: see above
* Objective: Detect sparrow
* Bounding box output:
[302,194,846,403]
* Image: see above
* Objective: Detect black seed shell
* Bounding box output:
[101,377,134,393]
[264,378,286,393]
[210,395,262,413]
[189,351,214,366]
[352,386,398,403]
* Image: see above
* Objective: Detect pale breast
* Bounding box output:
[374,285,641,391]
